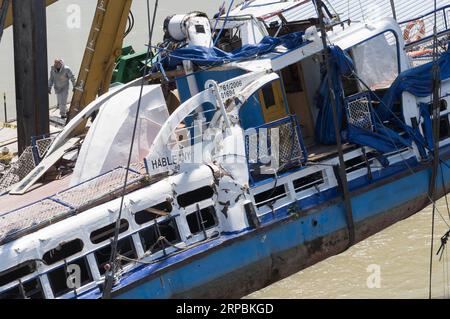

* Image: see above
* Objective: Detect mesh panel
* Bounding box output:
[278,121,304,167]
[129,162,147,174]
[36,137,55,159]
[346,95,373,131]
[0,199,72,244]
[245,116,307,180]
[0,168,20,193]
[0,167,145,244]
[0,147,36,193]
[14,147,36,180]
[52,167,144,209]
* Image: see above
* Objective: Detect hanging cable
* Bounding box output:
[358,0,366,23]
[213,0,235,48]
[124,11,135,38]
[353,74,450,228]
[101,0,159,299]
[342,36,450,297]
[429,0,440,299]
[436,228,450,298]
[316,0,355,246]
[148,0,159,69]
[212,1,226,34]
[334,49,450,229]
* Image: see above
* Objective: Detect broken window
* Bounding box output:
[135,201,173,225]
[0,260,37,287]
[90,219,129,244]
[345,152,377,173]
[254,185,287,208]
[177,186,214,208]
[293,171,324,193]
[94,236,137,276]
[43,239,84,265]
[47,257,92,297]
[351,31,399,91]
[140,218,181,254]
[186,206,218,235]
[0,278,44,299]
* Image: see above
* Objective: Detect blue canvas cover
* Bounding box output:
[314,46,355,144]
[345,123,411,154]
[165,31,306,67]
[314,46,433,156]
[381,48,450,120]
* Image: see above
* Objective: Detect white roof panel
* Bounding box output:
[227,0,450,24]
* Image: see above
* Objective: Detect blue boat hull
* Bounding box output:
[78,153,450,299]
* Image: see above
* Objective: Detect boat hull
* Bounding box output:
[80,157,450,299]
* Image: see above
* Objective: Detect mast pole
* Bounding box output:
[315,0,355,245]
[390,0,397,21]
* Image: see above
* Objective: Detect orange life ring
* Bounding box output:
[403,19,426,44]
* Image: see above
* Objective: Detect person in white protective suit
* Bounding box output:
[48,59,76,118]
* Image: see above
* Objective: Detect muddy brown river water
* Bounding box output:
[246,198,450,299]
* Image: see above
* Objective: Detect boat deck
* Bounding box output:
[0,165,146,246]
[307,143,358,162]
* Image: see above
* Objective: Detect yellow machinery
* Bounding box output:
[0,0,58,29]
[1,0,134,129]
[68,0,133,123]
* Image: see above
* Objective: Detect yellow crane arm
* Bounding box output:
[0,0,58,29]
[68,0,133,125]
[1,0,133,133]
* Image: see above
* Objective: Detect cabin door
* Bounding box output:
[258,80,287,123]
[281,62,315,146]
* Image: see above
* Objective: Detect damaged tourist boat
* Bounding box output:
[1,0,450,298]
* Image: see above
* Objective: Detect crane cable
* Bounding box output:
[101,0,159,299]
[124,11,135,38]
[315,0,355,246]
[429,0,440,300]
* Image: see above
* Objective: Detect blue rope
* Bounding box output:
[213,0,235,48]
[212,2,226,34]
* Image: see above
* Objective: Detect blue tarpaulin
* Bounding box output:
[314,46,433,156]
[381,48,450,120]
[346,119,429,157]
[346,48,450,156]
[166,31,306,67]
[314,46,355,144]
[346,123,412,154]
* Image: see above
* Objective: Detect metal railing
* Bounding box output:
[0,166,145,245]
[245,115,308,184]
[345,92,374,132]
[399,4,450,50]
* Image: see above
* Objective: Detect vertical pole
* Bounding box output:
[428,0,440,300]
[3,92,6,123]
[12,0,49,154]
[390,0,397,21]
[316,0,355,245]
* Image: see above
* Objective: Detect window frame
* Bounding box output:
[348,29,402,91]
